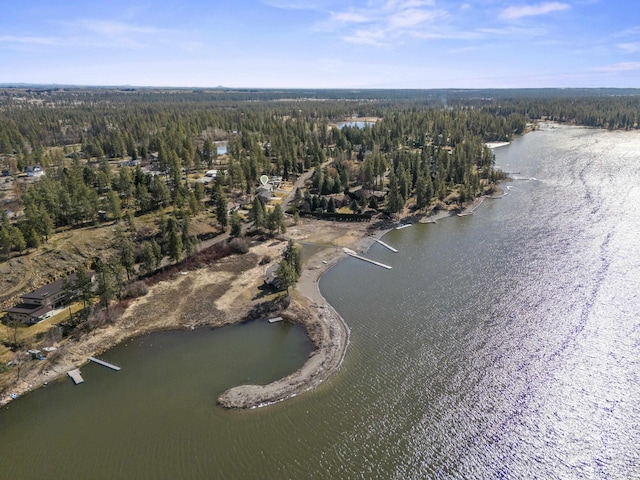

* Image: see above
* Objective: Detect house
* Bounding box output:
[25,165,45,178]
[7,272,95,325]
[226,200,241,215]
[269,176,283,188]
[256,185,273,203]
[196,170,219,183]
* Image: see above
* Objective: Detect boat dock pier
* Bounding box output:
[343,248,392,270]
[457,197,486,216]
[374,239,398,253]
[88,357,121,371]
[68,369,84,384]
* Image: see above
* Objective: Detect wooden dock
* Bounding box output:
[343,248,392,270]
[68,369,84,385]
[458,197,485,216]
[374,239,398,253]
[88,356,121,371]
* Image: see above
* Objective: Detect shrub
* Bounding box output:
[259,255,272,265]
[228,237,249,254]
[245,294,290,321]
[122,280,149,299]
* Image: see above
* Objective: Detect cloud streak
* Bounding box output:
[0,35,57,46]
[321,1,453,46]
[499,2,570,20]
[618,42,640,53]
[595,61,640,72]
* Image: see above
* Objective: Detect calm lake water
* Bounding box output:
[2,125,640,479]
[337,121,373,129]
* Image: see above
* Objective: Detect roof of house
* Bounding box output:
[256,188,273,202]
[20,271,94,301]
[7,303,53,318]
[21,277,70,301]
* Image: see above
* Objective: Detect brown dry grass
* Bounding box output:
[0,215,377,407]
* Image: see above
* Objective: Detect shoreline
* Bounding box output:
[217,247,354,408]
[0,223,369,410]
[0,193,490,410]
[216,201,473,408]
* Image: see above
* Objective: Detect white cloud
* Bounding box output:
[384,0,435,8]
[479,25,547,36]
[595,62,640,72]
[388,8,444,28]
[260,0,321,9]
[618,42,640,53]
[77,20,166,37]
[330,11,371,24]
[0,35,57,46]
[342,27,388,46]
[323,0,455,46]
[499,2,570,20]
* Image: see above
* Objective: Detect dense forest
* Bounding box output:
[1,87,639,262]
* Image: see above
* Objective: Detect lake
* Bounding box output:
[336,121,374,129]
[1,125,639,479]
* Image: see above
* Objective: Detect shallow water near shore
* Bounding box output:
[2,125,640,479]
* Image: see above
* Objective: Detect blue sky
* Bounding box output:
[1,0,639,88]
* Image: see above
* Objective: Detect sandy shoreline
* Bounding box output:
[1,196,482,410]
[217,202,471,408]
[0,220,371,409]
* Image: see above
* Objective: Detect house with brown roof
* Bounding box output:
[6,272,95,325]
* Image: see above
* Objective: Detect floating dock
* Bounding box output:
[374,239,398,253]
[343,248,392,270]
[88,356,121,371]
[68,369,84,385]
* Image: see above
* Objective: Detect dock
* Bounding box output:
[68,369,84,384]
[343,248,392,270]
[457,197,485,216]
[374,239,398,253]
[88,356,121,371]
[268,317,283,323]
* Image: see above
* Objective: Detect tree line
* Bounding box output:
[2,87,638,259]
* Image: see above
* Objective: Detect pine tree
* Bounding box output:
[272,204,285,233]
[215,185,228,230]
[386,172,403,214]
[230,211,242,237]
[283,239,302,276]
[250,196,265,229]
[167,217,183,263]
[114,225,136,280]
[140,242,157,275]
[74,264,94,309]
